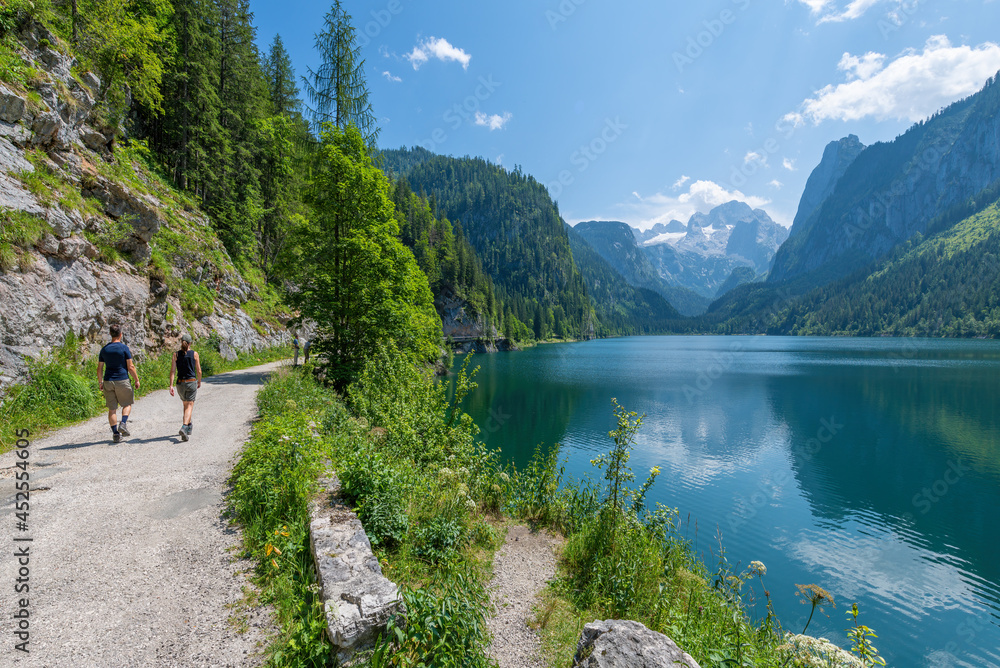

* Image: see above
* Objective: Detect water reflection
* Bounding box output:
[455,337,1000,667]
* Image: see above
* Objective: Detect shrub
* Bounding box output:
[339,447,410,549]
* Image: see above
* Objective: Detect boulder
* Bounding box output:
[57,235,92,260]
[46,207,82,239]
[0,86,27,123]
[84,178,163,242]
[309,472,403,663]
[35,233,60,256]
[80,125,110,153]
[31,111,62,146]
[80,71,101,93]
[573,620,701,668]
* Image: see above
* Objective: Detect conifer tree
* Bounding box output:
[302,0,378,146]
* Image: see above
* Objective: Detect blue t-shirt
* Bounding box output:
[99,341,132,381]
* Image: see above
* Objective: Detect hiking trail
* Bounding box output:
[487,524,561,668]
[0,361,285,667]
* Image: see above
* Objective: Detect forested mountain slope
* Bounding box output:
[702,191,1000,337]
[769,73,1000,288]
[572,220,709,316]
[381,148,595,339]
[565,224,682,335]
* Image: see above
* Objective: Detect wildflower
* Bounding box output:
[499,472,510,483]
[795,583,836,634]
[465,497,477,512]
[491,483,502,494]
[749,560,767,576]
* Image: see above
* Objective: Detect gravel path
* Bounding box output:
[0,361,286,667]
[488,524,561,668]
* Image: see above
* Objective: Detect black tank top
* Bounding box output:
[176,349,197,380]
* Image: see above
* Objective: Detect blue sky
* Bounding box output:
[250,0,1000,229]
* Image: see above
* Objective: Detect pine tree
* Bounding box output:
[262,34,300,117]
[302,0,378,146]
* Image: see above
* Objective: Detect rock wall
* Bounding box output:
[0,22,286,388]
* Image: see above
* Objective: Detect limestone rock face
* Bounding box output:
[0,20,290,388]
[309,472,403,664]
[573,620,701,668]
[0,86,26,123]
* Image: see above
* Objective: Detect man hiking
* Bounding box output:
[169,334,202,442]
[97,323,140,443]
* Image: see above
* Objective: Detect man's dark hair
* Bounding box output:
[110,324,122,339]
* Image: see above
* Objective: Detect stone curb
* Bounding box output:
[308,470,404,663]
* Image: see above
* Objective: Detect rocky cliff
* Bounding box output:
[788,135,866,237]
[0,22,287,387]
[769,73,1000,286]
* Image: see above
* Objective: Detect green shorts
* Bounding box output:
[103,379,134,410]
[177,380,198,402]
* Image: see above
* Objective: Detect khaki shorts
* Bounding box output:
[103,379,134,410]
[177,380,198,402]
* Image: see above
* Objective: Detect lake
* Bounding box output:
[457,336,1000,667]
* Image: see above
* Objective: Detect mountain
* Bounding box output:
[769,73,1000,287]
[788,135,866,237]
[636,201,788,301]
[381,148,596,340]
[714,265,760,298]
[632,219,686,244]
[572,221,709,316]
[565,224,682,335]
[704,189,1000,336]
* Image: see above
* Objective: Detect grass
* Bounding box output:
[227,348,505,667]
[0,209,50,271]
[0,334,292,453]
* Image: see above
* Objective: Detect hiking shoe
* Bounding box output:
[179,426,188,442]
[118,423,130,437]
[113,432,121,443]
[186,423,193,437]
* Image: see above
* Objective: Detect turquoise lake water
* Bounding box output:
[457,336,1000,667]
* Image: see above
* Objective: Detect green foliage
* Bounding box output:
[381,148,596,342]
[73,0,172,120]
[0,209,50,271]
[381,574,493,668]
[393,180,514,336]
[0,341,100,448]
[845,604,886,667]
[303,0,378,146]
[228,371,334,666]
[289,127,441,389]
[339,448,410,549]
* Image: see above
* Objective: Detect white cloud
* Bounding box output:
[672,175,690,190]
[839,51,885,80]
[795,0,885,24]
[620,179,771,230]
[474,111,512,131]
[769,180,784,189]
[782,157,797,171]
[494,154,504,165]
[382,71,402,83]
[744,151,768,166]
[793,36,1000,123]
[405,37,471,70]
